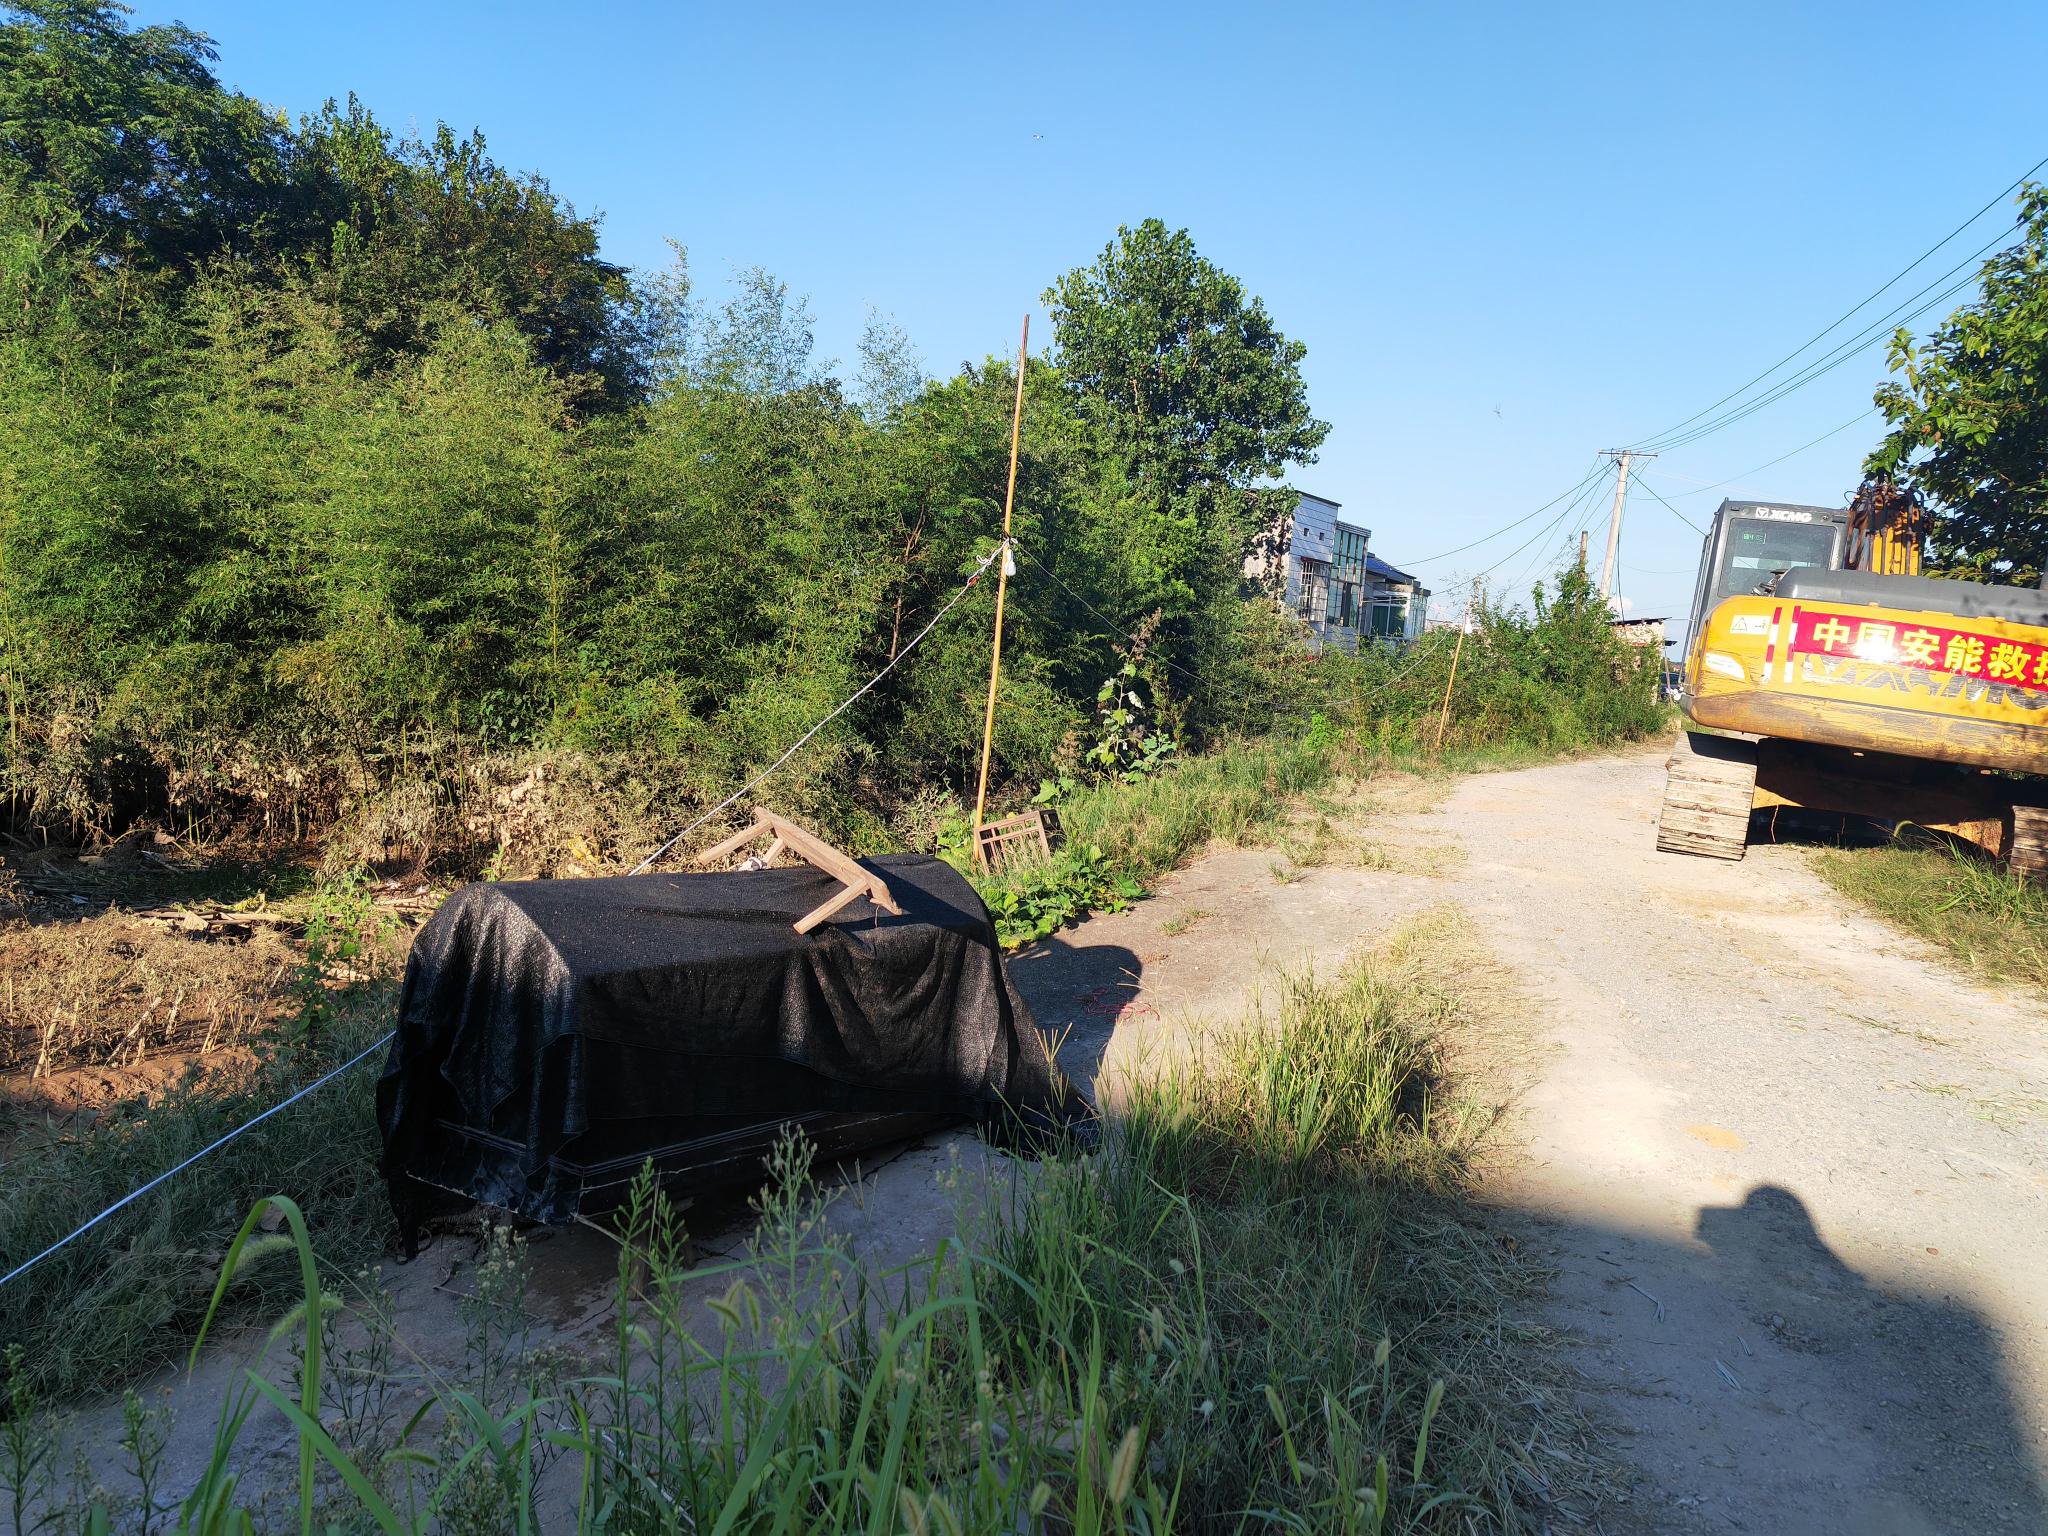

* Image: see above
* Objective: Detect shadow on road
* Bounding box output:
[1004,930,1145,1091]
[1518,1181,2044,1533]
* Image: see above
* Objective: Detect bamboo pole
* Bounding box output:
[970,316,1030,852]
[1432,594,1472,753]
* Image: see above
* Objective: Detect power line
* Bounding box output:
[1491,461,1617,580]
[1017,545,1462,701]
[1498,462,1619,596]
[1631,472,1705,536]
[1015,549,1429,698]
[1408,164,2040,592]
[1617,560,1697,576]
[1662,409,1879,499]
[1385,460,1612,569]
[1011,548,1221,698]
[1505,470,1616,598]
[1636,224,2015,455]
[1626,152,2048,451]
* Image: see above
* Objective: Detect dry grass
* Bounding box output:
[1269,789,1462,880]
[0,915,298,1079]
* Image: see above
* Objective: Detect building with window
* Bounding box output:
[1265,493,1427,650]
[1364,553,1428,643]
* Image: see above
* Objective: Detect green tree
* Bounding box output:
[1,4,637,402]
[0,0,282,272]
[282,310,587,747]
[1043,219,1329,589]
[1866,184,2048,583]
[288,100,636,402]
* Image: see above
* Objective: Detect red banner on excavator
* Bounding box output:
[1786,605,2048,692]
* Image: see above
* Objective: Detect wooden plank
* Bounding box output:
[698,813,773,866]
[692,809,902,931]
[972,808,1053,869]
[793,881,868,935]
[768,816,902,916]
[2012,805,2048,880]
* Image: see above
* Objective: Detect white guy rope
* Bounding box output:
[0,1030,395,1292]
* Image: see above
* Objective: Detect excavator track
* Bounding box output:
[1657,731,1758,861]
[2013,804,2048,881]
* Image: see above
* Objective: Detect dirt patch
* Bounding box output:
[0,834,416,1154]
[1,1048,257,1134]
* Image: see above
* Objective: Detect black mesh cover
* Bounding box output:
[376,855,1074,1243]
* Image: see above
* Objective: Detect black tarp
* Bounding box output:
[377,854,1076,1244]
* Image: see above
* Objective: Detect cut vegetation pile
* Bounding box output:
[5,914,1585,1534]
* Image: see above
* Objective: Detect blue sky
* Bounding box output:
[139,0,2048,625]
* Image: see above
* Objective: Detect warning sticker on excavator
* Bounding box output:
[1787,606,2048,691]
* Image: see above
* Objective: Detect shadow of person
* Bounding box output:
[1691,1184,2045,1533]
[1693,1184,1863,1296]
[1002,932,1145,1096]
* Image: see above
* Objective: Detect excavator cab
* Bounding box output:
[1680,501,1848,670]
[1658,485,2048,874]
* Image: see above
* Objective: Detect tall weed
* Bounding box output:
[1813,835,2048,989]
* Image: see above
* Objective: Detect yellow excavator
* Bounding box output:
[1658,483,2048,874]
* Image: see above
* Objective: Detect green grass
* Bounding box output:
[0,968,398,1405]
[1811,838,2048,990]
[7,913,1581,1534]
[1058,735,1339,878]
[963,735,1339,946]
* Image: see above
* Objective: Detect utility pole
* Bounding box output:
[1432,587,1475,753]
[970,316,1030,849]
[1598,449,1653,606]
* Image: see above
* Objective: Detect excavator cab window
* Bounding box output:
[1714,520,1837,601]
[1685,501,1847,643]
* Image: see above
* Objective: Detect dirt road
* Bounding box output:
[1444,750,2048,1534]
[1017,744,2048,1533]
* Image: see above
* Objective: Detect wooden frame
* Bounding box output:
[973,808,1053,869]
[697,810,902,935]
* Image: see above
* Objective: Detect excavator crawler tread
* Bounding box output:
[1657,731,1758,861]
[2012,804,2048,881]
